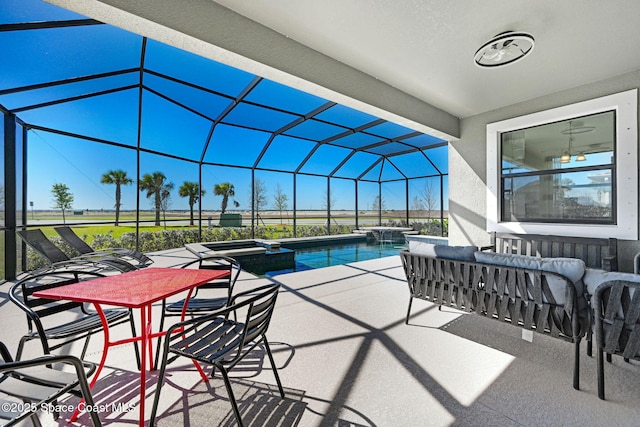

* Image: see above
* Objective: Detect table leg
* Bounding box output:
[139,306,148,427]
[90,304,111,388]
[146,304,154,371]
[69,304,110,423]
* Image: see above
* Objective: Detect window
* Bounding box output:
[501,111,615,223]
[486,89,638,240]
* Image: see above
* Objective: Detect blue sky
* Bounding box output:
[1,0,448,214]
[25,129,444,213]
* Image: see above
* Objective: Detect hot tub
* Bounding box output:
[185,239,295,275]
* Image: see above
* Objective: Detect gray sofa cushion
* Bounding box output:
[586,270,640,335]
[474,251,587,306]
[474,251,585,281]
[539,257,587,285]
[409,241,477,262]
[474,251,540,270]
[583,268,640,296]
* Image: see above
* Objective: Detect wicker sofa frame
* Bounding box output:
[401,233,620,390]
[400,250,588,390]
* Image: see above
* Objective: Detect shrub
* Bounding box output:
[410,219,448,237]
[24,224,361,271]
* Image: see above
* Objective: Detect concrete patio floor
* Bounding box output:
[2,247,640,426]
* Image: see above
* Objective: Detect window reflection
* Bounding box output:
[500,111,615,223]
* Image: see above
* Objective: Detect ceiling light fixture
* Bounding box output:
[560,120,593,163]
[474,31,535,68]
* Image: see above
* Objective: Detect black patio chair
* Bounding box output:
[17,229,137,273]
[54,226,153,268]
[0,341,102,426]
[150,283,284,427]
[9,269,140,367]
[593,279,640,400]
[154,256,241,367]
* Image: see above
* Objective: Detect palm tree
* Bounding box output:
[179,181,205,226]
[140,171,170,226]
[100,169,133,226]
[213,182,237,213]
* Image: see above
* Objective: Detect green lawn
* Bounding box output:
[40,224,200,243]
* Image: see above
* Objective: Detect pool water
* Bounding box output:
[265,242,406,276]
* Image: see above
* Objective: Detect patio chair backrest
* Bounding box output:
[164,283,281,366]
[18,228,138,273]
[153,256,241,367]
[9,270,104,336]
[54,226,94,255]
[185,255,241,298]
[54,225,154,268]
[0,340,102,426]
[17,229,70,263]
[593,279,640,399]
[594,280,640,360]
[233,283,280,355]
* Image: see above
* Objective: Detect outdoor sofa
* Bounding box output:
[400,232,636,392]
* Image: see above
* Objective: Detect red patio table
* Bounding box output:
[34,267,229,426]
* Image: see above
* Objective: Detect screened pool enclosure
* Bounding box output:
[0,0,449,279]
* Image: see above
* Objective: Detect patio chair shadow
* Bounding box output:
[154,372,378,427]
[151,339,375,426]
[154,376,307,427]
[46,369,148,426]
[55,366,287,426]
[152,340,299,426]
[43,340,299,425]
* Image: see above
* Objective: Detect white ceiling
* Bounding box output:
[210,0,640,119]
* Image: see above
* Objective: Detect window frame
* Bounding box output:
[486,89,638,240]
[500,110,616,225]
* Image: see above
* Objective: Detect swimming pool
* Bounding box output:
[265,241,406,276]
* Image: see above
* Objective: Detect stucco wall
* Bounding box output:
[449,70,640,272]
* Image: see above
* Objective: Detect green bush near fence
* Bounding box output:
[25,224,359,271]
[24,220,447,271]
